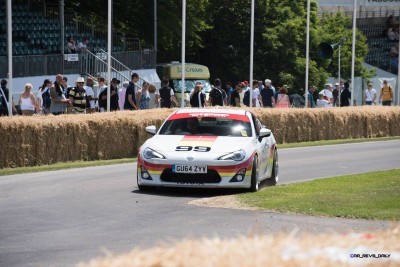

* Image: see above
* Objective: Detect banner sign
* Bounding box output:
[96,52,107,60]
[364,0,400,6]
[64,54,79,62]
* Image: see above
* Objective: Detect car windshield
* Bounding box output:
[172,80,212,93]
[159,115,252,137]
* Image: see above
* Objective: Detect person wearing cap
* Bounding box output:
[379,80,393,106]
[364,82,377,105]
[321,83,333,103]
[84,77,97,113]
[307,85,316,108]
[50,74,70,115]
[0,79,17,116]
[332,83,340,107]
[69,77,87,113]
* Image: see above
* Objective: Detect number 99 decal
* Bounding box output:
[175,146,211,152]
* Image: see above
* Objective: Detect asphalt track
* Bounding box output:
[0,140,399,266]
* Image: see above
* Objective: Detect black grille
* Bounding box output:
[160,168,222,184]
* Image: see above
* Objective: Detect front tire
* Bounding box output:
[137,170,152,191]
[249,156,259,192]
[266,149,278,186]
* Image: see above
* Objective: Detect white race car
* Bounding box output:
[137,109,278,191]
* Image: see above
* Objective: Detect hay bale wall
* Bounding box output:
[0,107,399,168]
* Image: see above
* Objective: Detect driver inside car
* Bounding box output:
[187,118,200,135]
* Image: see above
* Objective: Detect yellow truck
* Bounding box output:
[161,63,212,107]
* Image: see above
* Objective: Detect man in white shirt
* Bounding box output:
[316,92,332,108]
[364,82,377,105]
[84,77,97,113]
[77,37,89,53]
[321,83,333,103]
[118,81,129,110]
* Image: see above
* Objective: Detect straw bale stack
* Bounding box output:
[0,107,399,168]
[78,225,400,267]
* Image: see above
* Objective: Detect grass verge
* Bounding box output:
[0,158,136,176]
[238,169,400,220]
[278,136,400,149]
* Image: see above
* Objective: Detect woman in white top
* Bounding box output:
[148,83,159,109]
[19,83,36,116]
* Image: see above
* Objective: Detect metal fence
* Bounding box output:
[0,50,157,78]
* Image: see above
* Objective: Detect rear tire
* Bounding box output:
[266,149,278,186]
[249,156,259,192]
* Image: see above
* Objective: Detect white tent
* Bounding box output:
[315,0,400,13]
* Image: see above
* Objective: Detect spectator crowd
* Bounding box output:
[0,73,395,117]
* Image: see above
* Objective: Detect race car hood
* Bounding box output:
[143,135,251,155]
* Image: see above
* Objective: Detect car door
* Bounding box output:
[251,114,269,177]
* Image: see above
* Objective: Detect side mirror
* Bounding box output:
[145,125,157,135]
[259,128,271,138]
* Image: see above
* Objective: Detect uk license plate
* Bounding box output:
[172,165,207,174]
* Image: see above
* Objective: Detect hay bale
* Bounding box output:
[0,107,399,168]
[77,225,400,267]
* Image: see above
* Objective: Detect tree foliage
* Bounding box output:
[64,0,369,92]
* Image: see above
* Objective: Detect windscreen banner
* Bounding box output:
[364,0,400,6]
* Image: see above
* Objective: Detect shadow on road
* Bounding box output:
[131,187,244,198]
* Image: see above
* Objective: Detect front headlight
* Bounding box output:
[143,147,165,159]
[218,149,246,161]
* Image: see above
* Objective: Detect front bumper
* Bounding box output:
[137,155,254,189]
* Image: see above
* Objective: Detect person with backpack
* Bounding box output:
[159,80,178,108]
[379,80,394,106]
[37,79,52,115]
[243,87,250,107]
[209,78,226,106]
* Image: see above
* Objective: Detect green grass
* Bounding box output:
[238,169,400,220]
[0,158,136,176]
[278,136,400,149]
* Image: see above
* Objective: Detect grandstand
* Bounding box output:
[358,19,396,73]
[316,0,399,74]
[0,0,156,79]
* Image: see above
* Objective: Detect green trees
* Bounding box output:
[66,0,369,92]
[200,0,368,92]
